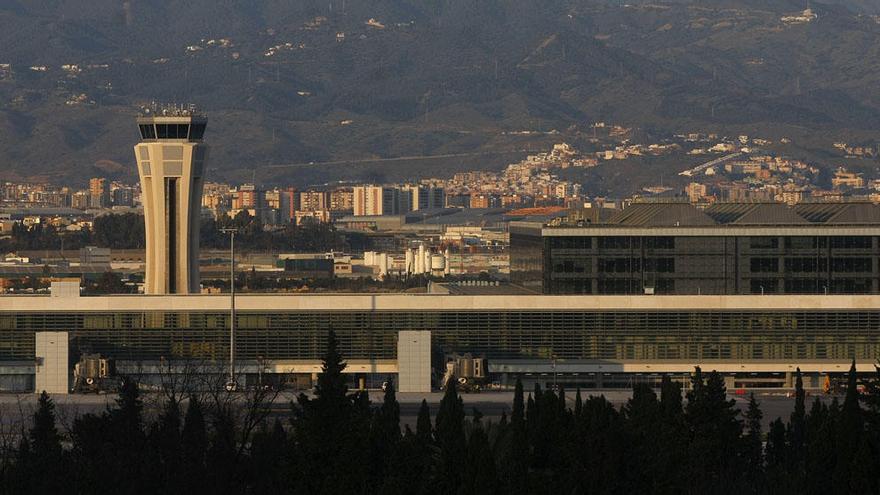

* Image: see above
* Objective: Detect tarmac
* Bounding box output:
[0,389,834,432]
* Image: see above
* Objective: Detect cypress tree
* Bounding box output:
[181,395,207,475]
[685,370,743,491]
[743,393,764,488]
[574,387,583,419]
[786,368,807,490]
[416,399,433,443]
[435,378,466,493]
[464,414,499,495]
[379,378,401,442]
[805,397,835,495]
[292,329,362,493]
[16,391,66,494]
[833,360,865,491]
[765,418,788,486]
[512,378,525,426]
[506,378,529,494]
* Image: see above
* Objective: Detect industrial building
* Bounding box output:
[2,281,879,393]
[511,201,880,295]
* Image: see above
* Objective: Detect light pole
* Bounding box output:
[221,228,238,391]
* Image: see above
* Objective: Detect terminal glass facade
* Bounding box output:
[2,309,879,364]
[541,234,880,295]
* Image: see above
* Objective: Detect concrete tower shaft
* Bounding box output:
[134,109,208,294]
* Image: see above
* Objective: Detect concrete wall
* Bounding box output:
[397,331,431,393]
[35,332,69,394]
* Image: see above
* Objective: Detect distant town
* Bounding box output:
[2,126,880,294]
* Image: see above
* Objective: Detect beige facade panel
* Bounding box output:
[35,332,69,394]
[5,293,880,313]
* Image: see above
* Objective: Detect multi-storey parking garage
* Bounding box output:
[2,287,878,392]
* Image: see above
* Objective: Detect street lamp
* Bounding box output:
[220,228,238,392]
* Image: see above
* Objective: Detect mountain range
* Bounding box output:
[1,0,879,190]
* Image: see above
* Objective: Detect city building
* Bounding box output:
[134,105,208,294]
[405,185,446,210]
[233,184,263,210]
[329,188,354,212]
[299,190,329,212]
[89,178,109,208]
[512,201,880,295]
[353,186,401,216]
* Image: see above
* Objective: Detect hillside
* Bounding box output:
[0,0,878,187]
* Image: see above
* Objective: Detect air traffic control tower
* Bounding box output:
[134,105,208,294]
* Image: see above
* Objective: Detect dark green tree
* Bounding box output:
[787,367,806,488]
[504,377,529,494]
[743,393,764,490]
[13,392,66,494]
[463,412,498,495]
[685,369,743,491]
[181,396,208,493]
[416,399,433,443]
[435,378,466,493]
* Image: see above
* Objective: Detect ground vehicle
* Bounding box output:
[73,354,121,393]
[439,353,487,392]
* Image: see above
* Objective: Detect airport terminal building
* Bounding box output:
[1,287,879,393]
[2,201,880,393]
[511,201,880,295]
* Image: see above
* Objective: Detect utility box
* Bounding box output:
[397,331,431,393]
[35,332,69,394]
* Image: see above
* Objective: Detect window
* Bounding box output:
[598,237,632,249]
[598,258,638,273]
[784,237,816,249]
[190,123,206,140]
[784,258,820,273]
[138,124,156,139]
[644,237,674,249]
[156,124,169,139]
[830,278,872,294]
[785,279,820,293]
[830,237,872,249]
[750,257,778,273]
[750,279,778,294]
[831,258,872,273]
[750,237,778,249]
[177,124,189,139]
[550,237,591,249]
[655,279,675,293]
[645,258,674,273]
[597,279,639,294]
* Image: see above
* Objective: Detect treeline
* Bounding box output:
[203,271,436,292]
[0,214,144,252]
[1,212,359,253]
[4,333,880,494]
[200,211,353,252]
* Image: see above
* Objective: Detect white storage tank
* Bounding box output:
[431,254,445,275]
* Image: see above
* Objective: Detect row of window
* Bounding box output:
[755,257,874,273]
[750,278,873,294]
[138,123,207,141]
[548,236,875,252]
[6,310,880,360]
[753,236,873,250]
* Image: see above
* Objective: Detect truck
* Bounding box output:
[439,353,487,392]
[73,354,121,393]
